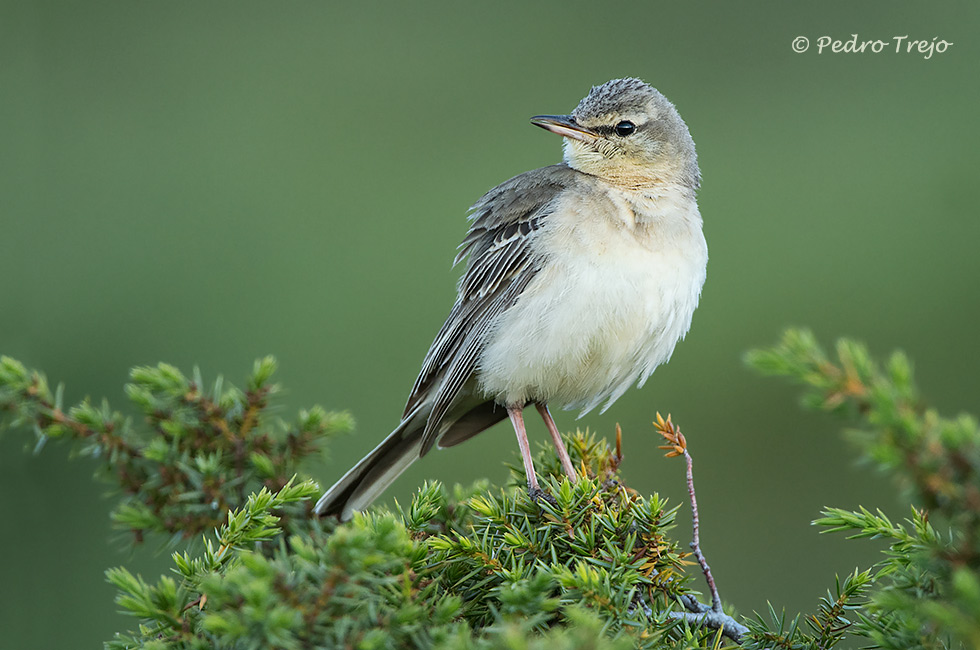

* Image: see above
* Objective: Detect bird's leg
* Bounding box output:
[507,405,540,492]
[535,403,578,483]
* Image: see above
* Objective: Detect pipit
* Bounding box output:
[316,78,706,519]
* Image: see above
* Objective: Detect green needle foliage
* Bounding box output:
[0,355,353,543]
[746,328,980,649]
[2,327,979,648]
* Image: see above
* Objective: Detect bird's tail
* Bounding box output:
[314,399,506,520]
[313,415,423,521]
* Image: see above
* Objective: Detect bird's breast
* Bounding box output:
[475,184,707,413]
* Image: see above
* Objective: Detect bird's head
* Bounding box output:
[531,78,699,192]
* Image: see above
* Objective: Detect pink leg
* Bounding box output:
[507,405,540,491]
[536,403,578,483]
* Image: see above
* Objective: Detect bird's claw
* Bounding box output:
[528,485,558,507]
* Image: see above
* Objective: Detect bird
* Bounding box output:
[315,78,707,520]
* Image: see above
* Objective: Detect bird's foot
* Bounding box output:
[528,485,558,508]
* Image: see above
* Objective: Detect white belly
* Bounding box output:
[475,187,707,414]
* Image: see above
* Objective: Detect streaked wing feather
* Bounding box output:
[407,233,535,420]
[404,164,580,438]
[420,270,536,454]
[460,234,530,300]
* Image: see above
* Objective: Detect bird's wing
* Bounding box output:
[404,164,580,455]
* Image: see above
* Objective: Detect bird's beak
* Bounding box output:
[530,115,598,143]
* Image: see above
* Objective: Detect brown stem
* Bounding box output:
[684,448,722,612]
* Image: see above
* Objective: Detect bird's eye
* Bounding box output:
[614,121,636,137]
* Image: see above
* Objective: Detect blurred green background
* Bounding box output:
[2,1,978,646]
